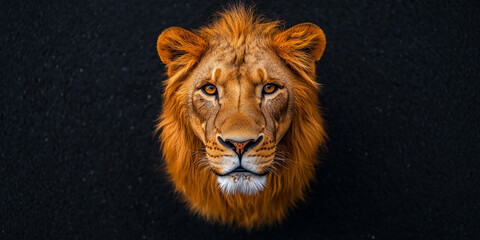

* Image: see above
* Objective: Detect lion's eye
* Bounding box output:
[202,84,217,95]
[262,84,278,95]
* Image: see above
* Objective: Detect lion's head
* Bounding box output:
[155,5,327,229]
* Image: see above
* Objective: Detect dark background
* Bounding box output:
[2,0,479,239]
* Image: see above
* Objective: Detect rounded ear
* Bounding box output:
[273,23,326,82]
[157,27,207,76]
[274,23,326,61]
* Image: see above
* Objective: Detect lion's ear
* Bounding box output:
[157,27,207,76]
[273,23,326,79]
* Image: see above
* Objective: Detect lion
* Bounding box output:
[155,5,327,229]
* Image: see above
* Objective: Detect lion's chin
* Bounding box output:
[216,173,267,195]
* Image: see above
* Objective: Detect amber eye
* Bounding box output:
[262,84,278,94]
[202,84,217,95]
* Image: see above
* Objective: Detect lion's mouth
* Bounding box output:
[231,166,248,173]
[211,166,269,177]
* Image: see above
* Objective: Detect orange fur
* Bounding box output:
[155,5,327,229]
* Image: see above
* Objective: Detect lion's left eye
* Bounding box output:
[202,84,217,96]
[262,84,278,95]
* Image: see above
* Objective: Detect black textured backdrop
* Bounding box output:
[2,0,479,239]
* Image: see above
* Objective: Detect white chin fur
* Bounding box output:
[217,173,266,195]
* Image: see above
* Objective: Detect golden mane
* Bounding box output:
[199,6,279,48]
[156,5,327,229]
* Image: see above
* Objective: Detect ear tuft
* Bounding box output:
[157,27,207,76]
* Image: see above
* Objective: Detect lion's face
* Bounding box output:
[156,6,327,229]
[186,46,294,194]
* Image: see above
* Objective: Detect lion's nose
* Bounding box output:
[217,136,263,157]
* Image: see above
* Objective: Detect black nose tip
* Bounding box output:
[217,136,263,157]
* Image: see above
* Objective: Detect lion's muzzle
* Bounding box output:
[211,135,269,175]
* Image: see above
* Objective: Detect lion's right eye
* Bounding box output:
[202,84,217,96]
[262,84,278,95]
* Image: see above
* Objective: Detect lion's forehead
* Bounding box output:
[194,38,286,82]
